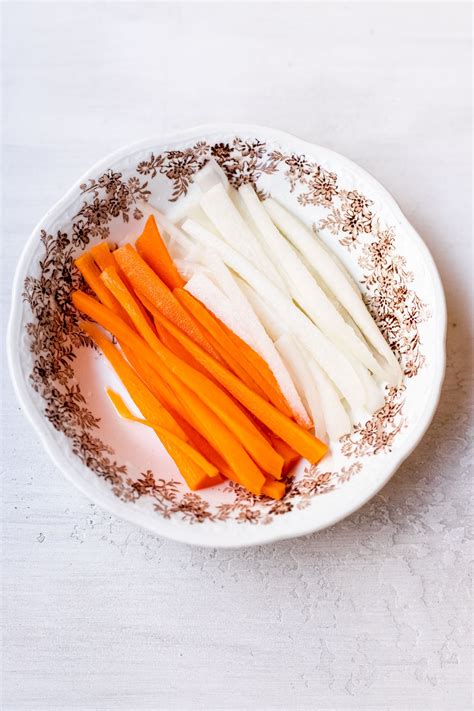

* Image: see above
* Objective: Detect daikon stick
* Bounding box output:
[184,272,255,347]
[194,159,229,192]
[184,255,310,426]
[237,279,286,341]
[182,217,366,411]
[239,184,385,379]
[264,198,402,384]
[306,357,352,441]
[276,334,327,442]
[199,183,286,290]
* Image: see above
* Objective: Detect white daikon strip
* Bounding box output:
[185,204,219,235]
[189,251,309,425]
[350,358,385,414]
[199,183,286,290]
[167,231,196,260]
[184,268,310,426]
[174,257,204,282]
[264,198,402,384]
[276,334,327,442]
[306,357,352,440]
[162,191,201,225]
[184,272,253,343]
[229,186,260,232]
[237,279,286,341]
[194,158,229,192]
[182,218,366,411]
[308,266,393,386]
[315,232,361,298]
[239,184,385,379]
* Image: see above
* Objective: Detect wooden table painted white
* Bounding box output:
[2,3,472,709]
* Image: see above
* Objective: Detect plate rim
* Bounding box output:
[7,123,447,548]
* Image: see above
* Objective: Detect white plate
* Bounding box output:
[7,124,446,547]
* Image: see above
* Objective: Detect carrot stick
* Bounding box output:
[151,309,328,464]
[90,242,117,272]
[106,389,221,482]
[114,244,220,359]
[152,366,266,495]
[75,253,131,323]
[136,215,185,290]
[218,319,295,418]
[137,291,224,373]
[174,289,269,399]
[72,292,273,490]
[80,320,184,439]
[120,342,183,413]
[176,288,294,418]
[268,435,301,474]
[81,281,282,478]
[261,479,286,500]
[100,266,156,334]
[121,343,239,482]
[81,320,218,491]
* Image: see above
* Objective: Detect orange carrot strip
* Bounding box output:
[106,389,221,480]
[217,319,294,418]
[174,289,269,399]
[261,479,286,500]
[155,367,265,495]
[120,342,182,413]
[81,321,218,490]
[268,435,301,475]
[136,215,185,290]
[75,253,130,320]
[90,242,117,272]
[85,279,282,478]
[151,310,328,464]
[114,244,220,359]
[100,266,156,333]
[121,343,238,482]
[72,293,267,494]
[137,291,222,373]
[81,320,184,439]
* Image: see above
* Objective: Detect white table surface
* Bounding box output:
[1,3,472,709]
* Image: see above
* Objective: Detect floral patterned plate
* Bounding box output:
[7,124,446,547]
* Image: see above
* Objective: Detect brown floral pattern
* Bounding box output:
[21,138,431,525]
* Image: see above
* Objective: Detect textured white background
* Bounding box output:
[1,2,472,709]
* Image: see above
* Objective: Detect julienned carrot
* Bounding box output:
[218,318,295,419]
[118,343,283,497]
[114,244,220,359]
[150,364,266,495]
[120,342,184,414]
[119,325,266,493]
[137,291,224,374]
[100,266,156,333]
[268,436,301,474]
[121,343,239,482]
[90,242,117,272]
[106,388,222,483]
[175,288,290,412]
[151,310,328,464]
[261,479,286,500]
[102,265,194,372]
[173,289,269,399]
[84,279,282,478]
[72,292,275,489]
[136,215,185,290]
[80,321,184,439]
[75,253,132,324]
[81,321,219,491]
